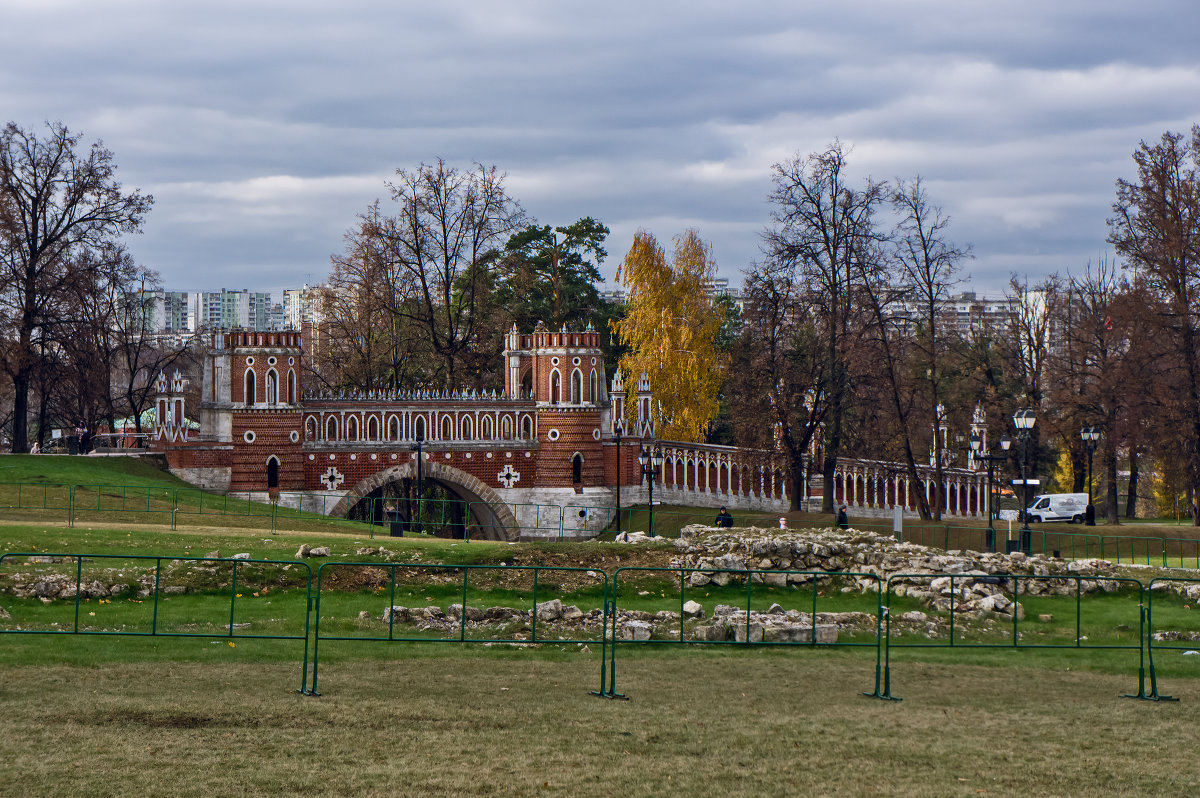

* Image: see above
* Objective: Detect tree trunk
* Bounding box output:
[1125,448,1139,519]
[789,457,807,512]
[821,453,836,514]
[1104,442,1119,525]
[11,365,30,453]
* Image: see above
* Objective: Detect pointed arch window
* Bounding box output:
[481,416,493,440]
[520,415,533,440]
[266,369,278,405]
[266,457,280,488]
[287,370,296,403]
[244,369,256,405]
[387,415,399,441]
[346,416,359,441]
[461,416,473,441]
[501,416,513,440]
[571,370,582,404]
[589,369,598,403]
[305,416,317,440]
[572,453,583,484]
[549,370,561,404]
[326,416,338,441]
[441,415,453,440]
[367,415,379,441]
[414,415,426,441]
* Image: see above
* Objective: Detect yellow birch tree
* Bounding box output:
[612,229,725,442]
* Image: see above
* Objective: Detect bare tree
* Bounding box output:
[763,142,887,512]
[888,178,970,519]
[0,121,152,451]
[731,261,827,509]
[379,159,525,387]
[317,206,430,391]
[1048,257,1135,523]
[1108,127,1200,523]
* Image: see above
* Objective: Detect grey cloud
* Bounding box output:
[1,0,1198,294]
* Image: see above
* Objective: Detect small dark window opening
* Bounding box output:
[571,454,583,484]
[267,458,280,488]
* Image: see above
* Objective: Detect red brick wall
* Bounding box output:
[302,447,540,494]
[229,409,304,491]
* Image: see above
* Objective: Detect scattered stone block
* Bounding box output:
[535,599,563,621]
[622,620,652,641]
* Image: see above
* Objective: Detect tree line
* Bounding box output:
[731,131,1200,524]
[0,121,180,453]
[5,119,1200,526]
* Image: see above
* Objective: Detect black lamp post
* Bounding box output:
[969,431,1012,553]
[638,445,664,536]
[412,429,425,535]
[614,419,624,534]
[1013,408,1037,553]
[1081,425,1101,526]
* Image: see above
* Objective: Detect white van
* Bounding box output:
[1024,493,1090,524]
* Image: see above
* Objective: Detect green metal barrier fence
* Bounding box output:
[305,562,609,695]
[4,547,1200,703]
[876,572,1149,701]
[1143,577,1200,702]
[70,483,178,527]
[598,566,885,700]
[0,552,314,692]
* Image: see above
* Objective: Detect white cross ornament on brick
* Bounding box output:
[320,466,345,490]
[496,464,520,489]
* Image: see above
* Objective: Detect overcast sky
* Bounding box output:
[3,0,1198,297]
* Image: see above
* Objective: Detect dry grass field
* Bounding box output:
[1,647,1197,798]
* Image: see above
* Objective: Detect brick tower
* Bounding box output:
[503,322,608,491]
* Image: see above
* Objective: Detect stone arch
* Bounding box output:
[331,462,520,541]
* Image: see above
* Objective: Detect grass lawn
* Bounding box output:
[3,510,1200,796]
[1,648,1198,797]
[1,453,1200,796]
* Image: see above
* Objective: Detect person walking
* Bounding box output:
[836,504,849,529]
[714,506,734,528]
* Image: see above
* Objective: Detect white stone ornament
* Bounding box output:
[320,467,345,490]
[497,464,520,488]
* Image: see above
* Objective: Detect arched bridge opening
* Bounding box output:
[330,462,520,542]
